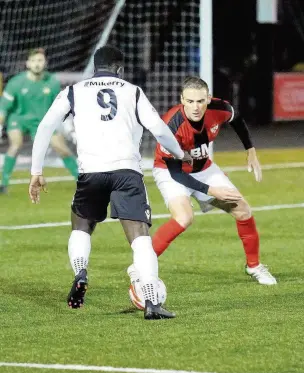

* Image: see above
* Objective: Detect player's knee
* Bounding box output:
[174,212,194,229]
[233,201,252,221]
[60,149,72,157]
[8,142,23,156]
[71,211,96,234]
[120,220,149,244]
[52,144,71,157]
[51,135,72,157]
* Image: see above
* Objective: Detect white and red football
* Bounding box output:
[129,279,167,310]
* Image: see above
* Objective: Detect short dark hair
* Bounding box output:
[94,45,124,71]
[182,76,209,93]
[27,48,46,59]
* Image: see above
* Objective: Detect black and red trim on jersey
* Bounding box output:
[167,110,184,135]
[154,98,233,173]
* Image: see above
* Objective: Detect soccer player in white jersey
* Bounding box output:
[28,45,197,319]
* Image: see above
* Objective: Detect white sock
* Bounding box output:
[131,236,158,305]
[127,264,140,283]
[68,230,91,275]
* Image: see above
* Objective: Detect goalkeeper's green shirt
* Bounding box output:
[0,71,61,122]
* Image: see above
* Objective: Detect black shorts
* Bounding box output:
[71,169,152,226]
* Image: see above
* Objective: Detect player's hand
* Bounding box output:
[181,151,193,166]
[208,186,243,203]
[247,147,262,182]
[29,175,47,204]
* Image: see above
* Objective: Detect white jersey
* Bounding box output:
[31,72,184,175]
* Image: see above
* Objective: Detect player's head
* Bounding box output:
[94,45,124,78]
[26,48,47,75]
[181,76,211,121]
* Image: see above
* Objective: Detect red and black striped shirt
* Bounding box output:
[154,98,234,173]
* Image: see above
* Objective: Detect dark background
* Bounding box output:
[0,0,304,135]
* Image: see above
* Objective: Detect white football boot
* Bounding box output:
[246,263,277,285]
[127,264,140,284]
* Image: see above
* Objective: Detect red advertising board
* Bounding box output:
[273,73,304,121]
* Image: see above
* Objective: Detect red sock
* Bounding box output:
[236,216,260,268]
[152,219,185,257]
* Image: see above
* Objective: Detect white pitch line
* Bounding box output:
[0,202,303,230]
[0,362,214,373]
[9,162,304,185]
[10,175,75,185]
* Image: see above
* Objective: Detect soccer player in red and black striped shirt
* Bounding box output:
[129,76,277,285]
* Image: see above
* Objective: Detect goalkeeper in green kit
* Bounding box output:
[0,48,78,193]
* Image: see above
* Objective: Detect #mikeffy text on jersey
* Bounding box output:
[31,72,184,176]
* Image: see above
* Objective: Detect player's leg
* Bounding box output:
[121,220,158,303]
[211,197,259,264]
[50,133,78,179]
[69,210,96,277]
[153,196,193,256]
[152,168,193,257]
[111,170,175,319]
[67,173,109,308]
[120,219,175,319]
[210,198,276,284]
[192,163,260,267]
[67,211,97,308]
[0,124,23,192]
[193,163,276,285]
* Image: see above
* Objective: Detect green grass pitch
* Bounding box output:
[0,148,303,373]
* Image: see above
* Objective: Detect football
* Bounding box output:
[129,279,167,310]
